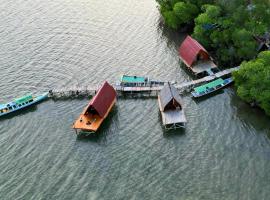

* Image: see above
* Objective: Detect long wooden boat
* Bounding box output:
[73,81,116,134]
[0,93,48,117]
[117,75,165,87]
[191,77,233,98]
[158,83,187,130]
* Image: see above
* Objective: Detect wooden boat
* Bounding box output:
[191,77,233,98]
[158,83,187,130]
[0,93,48,117]
[117,75,165,87]
[73,81,116,134]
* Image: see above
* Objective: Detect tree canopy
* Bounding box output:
[233,51,270,115]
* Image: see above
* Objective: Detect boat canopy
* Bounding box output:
[84,81,116,118]
[159,83,183,112]
[194,78,224,93]
[14,95,33,104]
[121,75,147,83]
[0,104,7,110]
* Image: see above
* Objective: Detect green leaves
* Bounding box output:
[173,2,199,25]
[233,51,270,115]
[157,0,200,29]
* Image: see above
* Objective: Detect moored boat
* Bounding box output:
[72,81,116,135]
[191,77,233,98]
[0,92,48,117]
[117,75,165,87]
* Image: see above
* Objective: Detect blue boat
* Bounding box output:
[191,77,233,98]
[0,92,48,117]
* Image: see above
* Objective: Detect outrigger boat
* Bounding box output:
[117,75,165,87]
[73,81,116,135]
[191,77,233,98]
[0,93,48,117]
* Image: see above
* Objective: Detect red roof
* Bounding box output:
[84,81,116,118]
[179,36,209,68]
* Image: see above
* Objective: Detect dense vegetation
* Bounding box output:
[233,51,270,115]
[157,0,270,115]
[157,0,270,65]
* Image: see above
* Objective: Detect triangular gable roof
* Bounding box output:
[159,83,183,111]
[179,35,209,68]
[84,81,116,118]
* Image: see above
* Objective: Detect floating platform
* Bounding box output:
[72,82,116,134]
[158,83,186,130]
[179,35,218,77]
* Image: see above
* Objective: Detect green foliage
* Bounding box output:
[233,51,270,115]
[163,10,180,29]
[156,0,204,29]
[173,2,199,25]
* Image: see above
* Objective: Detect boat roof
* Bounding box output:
[194,78,224,93]
[84,81,116,118]
[179,35,209,68]
[121,75,146,83]
[0,104,6,110]
[159,83,183,112]
[14,95,33,104]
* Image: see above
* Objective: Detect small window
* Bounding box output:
[13,105,16,109]
[0,110,3,113]
[8,107,12,110]
[22,103,25,105]
[18,104,21,107]
[29,99,33,102]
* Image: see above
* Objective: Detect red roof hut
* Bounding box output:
[73,81,116,134]
[179,36,217,76]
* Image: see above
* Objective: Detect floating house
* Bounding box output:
[73,81,116,134]
[179,35,218,77]
[158,83,186,130]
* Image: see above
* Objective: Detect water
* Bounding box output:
[0,0,270,199]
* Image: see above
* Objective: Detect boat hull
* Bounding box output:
[0,93,48,117]
[191,78,233,98]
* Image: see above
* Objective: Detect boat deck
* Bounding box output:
[73,113,103,132]
[73,98,116,133]
[191,60,217,74]
[161,109,187,125]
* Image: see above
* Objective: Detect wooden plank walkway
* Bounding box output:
[49,66,239,99]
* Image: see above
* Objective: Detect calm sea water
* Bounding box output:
[1,0,270,199]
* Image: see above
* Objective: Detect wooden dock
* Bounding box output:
[49,66,239,99]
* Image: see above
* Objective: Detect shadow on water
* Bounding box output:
[157,16,187,49]
[0,105,38,122]
[76,106,119,144]
[230,90,270,134]
[163,128,186,139]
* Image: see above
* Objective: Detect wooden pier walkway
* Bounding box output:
[49,66,239,99]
